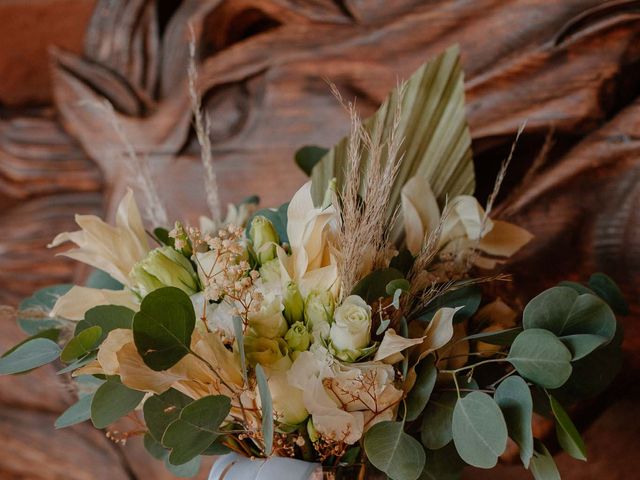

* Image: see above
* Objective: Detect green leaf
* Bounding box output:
[352,268,403,302]
[165,455,201,478]
[560,294,616,360]
[232,315,247,385]
[85,269,124,290]
[588,273,628,315]
[0,338,61,375]
[255,364,274,455]
[417,286,481,324]
[558,281,593,296]
[91,377,145,428]
[144,432,167,459]
[390,248,415,275]
[364,421,426,480]
[421,392,457,450]
[386,278,411,296]
[452,391,508,469]
[523,286,577,332]
[163,395,231,465]
[494,376,533,467]
[420,442,465,480]
[18,284,72,334]
[406,356,437,421]
[508,329,572,389]
[551,320,623,402]
[60,326,102,363]
[1,328,60,358]
[75,305,135,341]
[530,440,561,480]
[461,327,522,346]
[154,227,175,248]
[55,392,95,429]
[523,287,616,360]
[57,352,97,374]
[133,287,196,371]
[310,46,474,223]
[143,389,194,442]
[202,438,232,456]
[19,284,72,311]
[295,145,329,176]
[549,395,587,461]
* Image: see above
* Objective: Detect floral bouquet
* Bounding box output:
[0,46,626,480]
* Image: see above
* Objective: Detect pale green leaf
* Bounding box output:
[494,376,533,467]
[452,392,507,469]
[144,389,194,442]
[549,395,587,461]
[406,356,437,421]
[530,440,561,480]
[0,338,61,375]
[256,364,274,455]
[421,392,457,450]
[91,377,145,428]
[310,46,474,223]
[364,421,426,480]
[163,395,231,465]
[55,392,96,429]
[508,329,572,389]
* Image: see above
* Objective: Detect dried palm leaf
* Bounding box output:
[310,45,474,223]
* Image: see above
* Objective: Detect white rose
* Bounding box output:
[329,295,372,361]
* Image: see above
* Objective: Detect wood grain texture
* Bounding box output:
[0,0,638,478]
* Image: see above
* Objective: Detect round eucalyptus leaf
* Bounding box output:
[508,329,572,389]
[523,287,616,360]
[163,395,231,466]
[144,389,194,442]
[364,421,426,480]
[75,305,134,340]
[523,286,578,333]
[133,287,195,371]
[352,268,404,302]
[588,273,628,315]
[420,442,465,480]
[421,392,457,450]
[452,391,508,469]
[551,320,623,403]
[91,378,146,429]
[494,376,533,467]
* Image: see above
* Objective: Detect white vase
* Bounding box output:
[208,453,322,480]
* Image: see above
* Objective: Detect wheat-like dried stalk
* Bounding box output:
[80,100,169,226]
[330,82,405,295]
[188,25,222,223]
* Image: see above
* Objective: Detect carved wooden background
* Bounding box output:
[1,0,639,478]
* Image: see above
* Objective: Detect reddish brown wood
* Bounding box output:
[1,0,639,478]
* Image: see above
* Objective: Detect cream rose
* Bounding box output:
[329,295,372,361]
[247,293,288,339]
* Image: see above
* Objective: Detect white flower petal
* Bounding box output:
[50,286,139,321]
